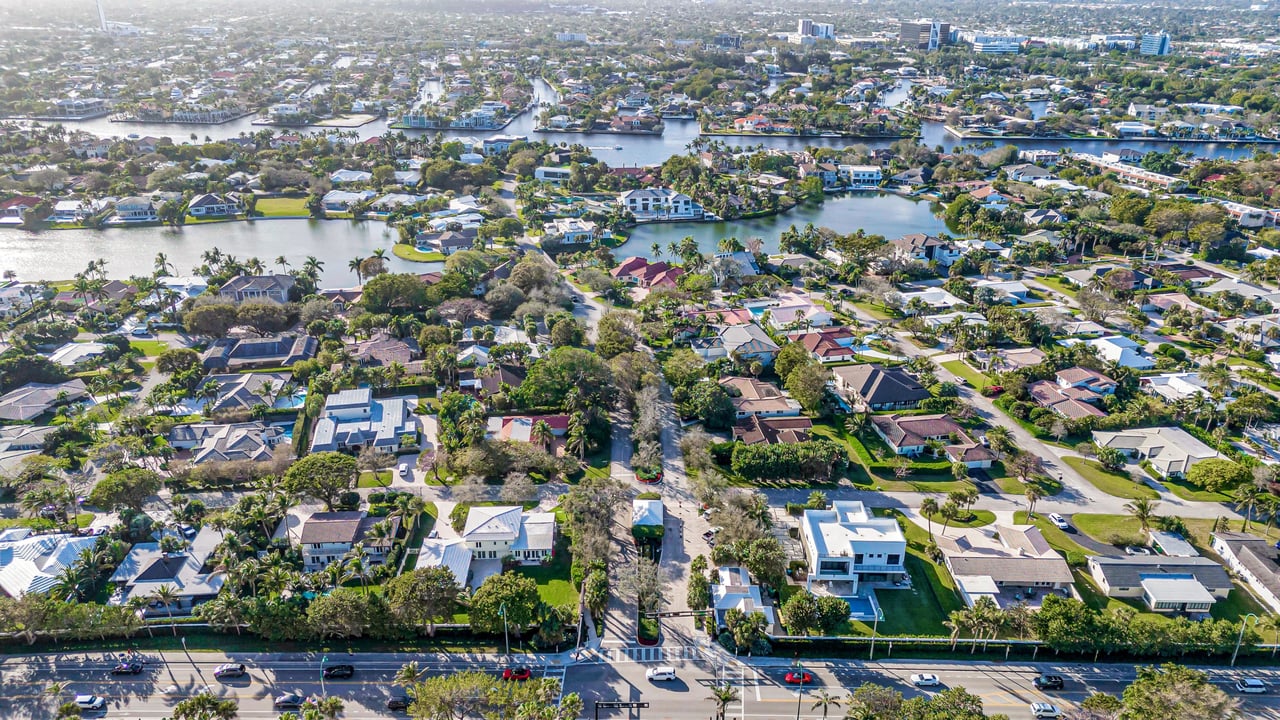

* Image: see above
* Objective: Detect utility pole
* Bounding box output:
[1232,614,1259,666]
[500,603,510,658]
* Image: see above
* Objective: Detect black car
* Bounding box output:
[273,693,305,709]
[322,664,355,679]
[110,662,143,675]
[1033,675,1065,690]
[387,694,412,711]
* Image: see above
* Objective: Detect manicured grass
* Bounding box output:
[1062,457,1158,500]
[993,473,1064,496]
[129,340,169,357]
[850,300,896,321]
[1035,275,1079,299]
[1071,514,1145,546]
[255,197,308,217]
[1013,511,1095,557]
[358,470,393,488]
[392,244,446,262]
[514,537,577,607]
[1160,474,1234,503]
[940,360,990,390]
[923,509,996,529]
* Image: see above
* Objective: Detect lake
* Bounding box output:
[0,219,437,286]
[616,192,946,258]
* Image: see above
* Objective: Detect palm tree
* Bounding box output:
[919,498,939,538]
[172,691,238,720]
[274,256,290,274]
[984,426,1012,459]
[151,584,181,636]
[707,683,740,720]
[1025,486,1044,519]
[1257,614,1280,658]
[530,420,554,453]
[1123,497,1160,532]
[811,690,842,719]
[944,608,969,651]
[372,247,388,261]
[394,661,425,688]
[348,256,365,284]
[303,256,324,283]
[1234,484,1264,531]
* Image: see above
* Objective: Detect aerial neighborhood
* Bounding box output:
[2,1,1280,718]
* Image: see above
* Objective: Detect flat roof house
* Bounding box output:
[1087,555,1231,613]
[1212,531,1280,614]
[1091,427,1217,478]
[800,501,907,598]
[200,335,318,371]
[309,389,418,454]
[710,565,778,631]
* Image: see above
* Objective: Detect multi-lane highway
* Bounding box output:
[5,650,1280,720]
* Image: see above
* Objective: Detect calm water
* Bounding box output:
[0,219,436,285]
[617,193,946,259]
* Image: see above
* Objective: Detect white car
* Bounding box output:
[1030,702,1062,719]
[75,695,107,711]
[646,666,677,681]
[1235,678,1267,694]
[909,673,940,687]
[1047,513,1070,530]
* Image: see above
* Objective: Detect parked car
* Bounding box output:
[1033,675,1064,690]
[1030,702,1062,718]
[1124,546,1152,556]
[909,674,939,687]
[784,671,813,685]
[213,663,247,679]
[398,463,410,478]
[1235,678,1267,694]
[502,666,532,681]
[1048,513,1072,531]
[274,693,305,709]
[387,694,412,710]
[75,695,107,711]
[322,664,355,679]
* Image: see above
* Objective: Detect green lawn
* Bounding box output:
[255,197,308,217]
[1036,276,1079,299]
[850,300,897,321]
[514,537,577,607]
[1062,457,1158,500]
[1160,474,1234,503]
[994,473,1064,496]
[923,509,996,529]
[392,244,445,262]
[1013,511,1095,557]
[129,340,169,357]
[940,360,991,390]
[358,470,393,488]
[1071,514,1146,547]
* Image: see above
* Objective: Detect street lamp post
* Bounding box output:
[321,654,328,696]
[869,613,880,661]
[1232,613,1259,666]
[500,603,510,658]
[793,662,805,720]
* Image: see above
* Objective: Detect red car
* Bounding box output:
[784,671,812,685]
[502,667,532,681]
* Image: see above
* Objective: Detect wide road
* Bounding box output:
[568,654,1280,720]
[0,653,566,720]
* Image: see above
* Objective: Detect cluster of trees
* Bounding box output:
[1031,594,1262,658]
[405,670,581,720]
[730,440,848,482]
[709,681,997,720]
[663,349,735,430]
[779,591,854,636]
[773,342,834,414]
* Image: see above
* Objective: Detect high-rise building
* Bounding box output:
[1140,32,1171,56]
[812,22,835,40]
[900,19,951,50]
[971,35,1023,54]
[798,18,814,37]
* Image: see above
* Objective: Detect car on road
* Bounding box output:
[909,674,940,687]
[110,662,142,675]
[387,694,412,710]
[213,663,247,679]
[1047,513,1072,531]
[75,695,107,711]
[1033,675,1064,690]
[1124,546,1152,556]
[1030,702,1062,718]
[502,666,532,681]
[274,693,305,709]
[322,664,355,679]
[1235,678,1267,694]
[784,671,813,685]
[646,667,677,681]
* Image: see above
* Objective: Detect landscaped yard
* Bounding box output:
[1062,457,1158,500]
[1012,511,1094,558]
[254,197,309,217]
[1159,474,1235,503]
[850,300,897,321]
[813,421,972,492]
[358,470,393,488]
[993,472,1063,497]
[922,509,996,529]
[129,340,169,357]
[392,244,445,262]
[940,360,991,390]
[514,537,577,606]
[1036,275,1079,299]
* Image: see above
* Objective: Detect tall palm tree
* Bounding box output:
[706,683,739,720]
[1123,497,1160,532]
[172,691,238,720]
[944,608,968,651]
[349,256,365,284]
[151,584,181,636]
[275,256,291,274]
[530,420,554,453]
[394,661,425,688]
[1234,484,1264,531]
[919,498,939,539]
[1025,486,1044,519]
[811,690,842,719]
[1257,614,1280,658]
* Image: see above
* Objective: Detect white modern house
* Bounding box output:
[1085,335,1155,369]
[309,389,418,454]
[800,501,907,596]
[618,188,704,221]
[461,506,556,563]
[710,566,778,630]
[1212,531,1280,614]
